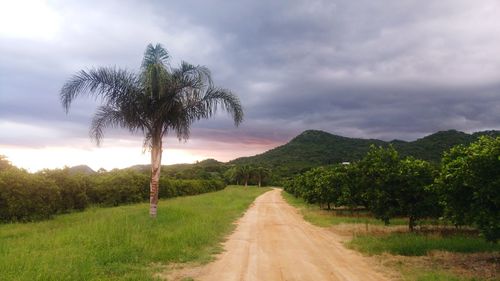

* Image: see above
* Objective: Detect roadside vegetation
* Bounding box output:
[0,186,269,281]
[284,136,499,281]
[0,155,273,224]
[0,158,225,223]
[284,136,499,241]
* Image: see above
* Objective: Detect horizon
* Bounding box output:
[1,1,500,172]
[5,127,497,172]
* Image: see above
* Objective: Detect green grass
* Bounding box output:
[349,232,500,256]
[0,186,270,281]
[398,266,478,281]
[282,191,408,227]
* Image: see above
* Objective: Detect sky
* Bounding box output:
[1,0,500,171]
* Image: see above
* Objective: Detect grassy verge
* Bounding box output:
[0,186,270,281]
[283,192,498,281]
[398,267,478,281]
[348,233,500,256]
[282,191,407,226]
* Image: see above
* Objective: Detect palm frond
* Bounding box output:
[60,67,139,113]
[90,105,127,145]
[63,43,243,151]
[173,62,213,93]
[141,43,170,69]
[187,87,244,126]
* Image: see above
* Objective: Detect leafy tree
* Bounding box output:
[315,166,344,209]
[337,163,365,211]
[358,145,402,225]
[398,157,440,231]
[358,146,441,229]
[60,43,243,217]
[299,168,322,205]
[438,136,500,242]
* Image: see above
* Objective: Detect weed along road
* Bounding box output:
[177,188,388,281]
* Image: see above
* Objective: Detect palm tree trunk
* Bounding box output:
[409,216,416,232]
[150,136,162,217]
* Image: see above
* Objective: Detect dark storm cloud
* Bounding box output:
[1,0,500,151]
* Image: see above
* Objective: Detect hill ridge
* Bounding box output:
[229,129,500,176]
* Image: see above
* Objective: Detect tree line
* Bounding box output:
[0,158,224,223]
[224,165,272,187]
[284,136,499,242]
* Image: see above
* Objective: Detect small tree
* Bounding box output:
[316,166,345,210]
[398,157,441,231]
[337,163,366,212]
[358,145,401,225]
[438,136,500,242]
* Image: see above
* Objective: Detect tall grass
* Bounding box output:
[0,186,270,281]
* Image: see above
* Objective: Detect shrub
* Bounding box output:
[39,169,89,212]
[0,165,226,223]
[89,170,150,206]
[437,136,500,242]
[0,168,60,222]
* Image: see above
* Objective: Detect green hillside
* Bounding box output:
[229,129,500,178]
[118,129,499,182]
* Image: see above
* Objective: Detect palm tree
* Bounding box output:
[223,166,239,185]
[60,43,243,217]
[254,166,270,187]
[236,165,253,187]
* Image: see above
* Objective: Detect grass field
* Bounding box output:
[0,186,270,281]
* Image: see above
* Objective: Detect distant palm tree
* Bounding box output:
[236,165,253,187]
[60,43,243,217]
[254,166,270,187]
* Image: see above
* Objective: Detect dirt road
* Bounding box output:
[168,188,389,281]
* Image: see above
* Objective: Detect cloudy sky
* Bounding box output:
[1,0,499,171]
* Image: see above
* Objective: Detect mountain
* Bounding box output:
[127,159,226,180]
[229,129,500,177]
[68,165,95,175]
[121,129,499,181]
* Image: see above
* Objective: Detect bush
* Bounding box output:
[89,170,149,206]
[437,136,500,242]
[0,168,60,222]
[39,169,89,212]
